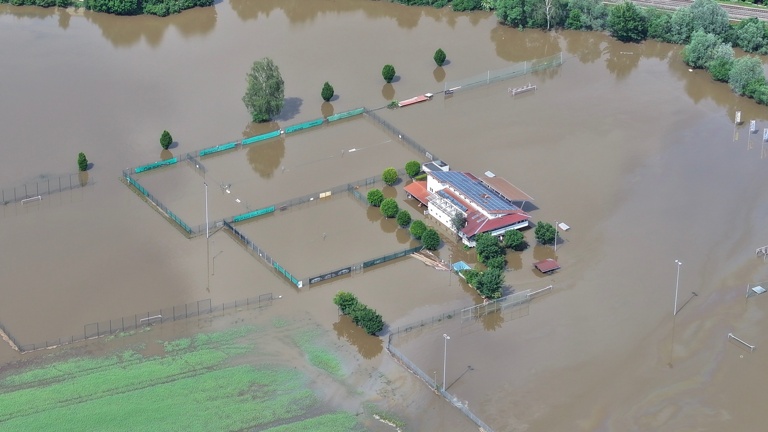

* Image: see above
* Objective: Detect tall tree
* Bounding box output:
[534,221,556,244]
[496,0,527,28]
[729,56,766,95]
[689,0,729,38]
[243,58,285,123]
[321,81,334,102]
[475,233,504,265]
[608,1,647,43]
[683,30,722,69]
[160,130,173,150]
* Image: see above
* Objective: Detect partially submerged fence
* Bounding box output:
[124,171,193,235]
[1,172,93,205]
[387,336,495,432]
[444,52,563,95]
[1,293,273,354]
[365,110,441,163]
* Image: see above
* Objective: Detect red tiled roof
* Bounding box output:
[404,181,430,206]
[461,211,530,238]
[534,259,560,273]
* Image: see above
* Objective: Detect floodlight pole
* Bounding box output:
[449,254,453,286]
[442,334,450,390]
[674,260,682,316]
[205,182,210,290]
[554,221,558,253]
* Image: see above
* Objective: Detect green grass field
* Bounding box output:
[0,325,364,432]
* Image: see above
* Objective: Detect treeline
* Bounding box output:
[0,0,72,8]
[84,0,214,17]
[0,0,214,16]
[333,292,385,336]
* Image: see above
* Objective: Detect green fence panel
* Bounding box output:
[284,118,324,134]
[233,206,275,223]
[363,246,422,268]
[134,158,178,173]
[327,108,365,122]
[199,142,237,157]
[242,130,281,145]
[126,176,148,196]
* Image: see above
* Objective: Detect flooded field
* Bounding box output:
[136,116,421,225]
[1,0,768,430]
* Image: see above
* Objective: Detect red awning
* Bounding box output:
[404,181,430,206]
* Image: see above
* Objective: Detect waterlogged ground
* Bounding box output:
[0,306,476,431]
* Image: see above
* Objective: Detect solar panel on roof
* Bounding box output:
[437,190,467,212]
[432,171,519,213]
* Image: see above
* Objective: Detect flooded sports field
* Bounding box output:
[2,0,768,430]
[136,116,422,225]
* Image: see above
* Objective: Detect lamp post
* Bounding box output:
[442,334,450,390]
[205,182,210,290]
[674,260,682,316]
[554,221,558,253]
[449,254,453,286]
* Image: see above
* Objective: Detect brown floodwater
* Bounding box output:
[1,1,768,431]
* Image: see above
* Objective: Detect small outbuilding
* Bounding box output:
[533,258,560,274]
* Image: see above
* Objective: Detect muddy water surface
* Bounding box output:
[1,1,768,431]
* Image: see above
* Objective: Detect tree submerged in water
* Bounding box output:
[243,57,285,123]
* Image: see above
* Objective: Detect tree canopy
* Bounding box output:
[405,160,421,177]
[534,221,556,245]
[421,228,440,250]
[410,220,427,239]
[729,56,765,96]
[475,233,505,265]
[243,58,285,123]
[608,1,647,43]
[380,198,399,218]
[382,167,399,185]
[476,268,504,299]
[433,48,447,67]
[367,189,384,207]
[683,30,722,69]
[503,230,528,251]
[321,82,334,102]
[396,210,412,227]
[160,130,173,150]
[382,65,396,83]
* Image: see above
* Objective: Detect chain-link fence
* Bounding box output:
[444,52,563,95]
[387,335,495,432]
[2,294,273,354]
[1,173,93,205]
[365,110,440,162]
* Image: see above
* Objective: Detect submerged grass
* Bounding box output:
[0,324,364,431]
[293,329,344,377]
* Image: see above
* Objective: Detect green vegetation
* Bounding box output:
[476,267,504,299]
[405,160,422,177]
[451,212,466,234]
[243,57,285,123]
[0,326,362,431]
[535,221,556,245]
[333,291,385,335]
[293,329,344,377]
[77,152,88,172]
[321,81,334,102]
[382,167,399,185]
[382,64,396,83]
[380,198,399,218]
[387,100,399,109]
[160,130,173,150]
[83,0,214,16]
[413,172,428,181]
[0,0,72,8]
[475,232,505,265]
[367,188,384,207]
[410,219,427,239]
[396,209,412,227]
[608,1,647,43]
[421,228,440,250]
[433,48,447,66]
[503,229,528,251]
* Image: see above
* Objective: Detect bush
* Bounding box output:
[729,55,765,95]
[367,189,384,207]
[380,198,399,218]
[160,130,173,150]
[475,233,504,265]
[607,1,648,43]
[77,152,88,172]
[413,173,428,181]
[382,167,399,185]
[503,229,528,251]
[410,220,427,239]
[396,210,412,227]
[382,64,396,83]
[350,304,385,335]
[534,221,556,245]
[462,269,481,286]
[421,228,440,250]
[333,291,359,315]
[485,255,507,271]
[433,48,447,67]
[476,268,504,299]
[321,81,334,102]
[405,160,421,177]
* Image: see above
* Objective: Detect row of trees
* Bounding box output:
[366,187,441,250]
[1,0,71,7]
[333,291,385,335]
[82,0,214,16]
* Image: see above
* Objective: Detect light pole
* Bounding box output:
[442,334,450,390]
[205,182,210,290]
[448,254,453,286]
[674,260,682,316]
[212,250,224,276]
[554,221,558,253]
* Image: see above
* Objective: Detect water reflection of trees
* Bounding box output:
[491,26,562,63]
[603,46,641,81]
[83,7,216,48]
[243,122,284,179]
[333,315,383,360]
[563,29,605,64]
